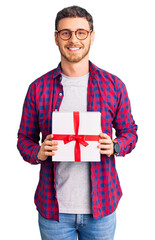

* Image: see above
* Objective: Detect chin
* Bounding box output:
[68,58,83,63]
[64,53,89,63]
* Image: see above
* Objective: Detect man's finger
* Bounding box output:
[100,149,111,156]
[46,134,53,140]
[45,140,58,146]
[99,132,110,139]
[45,151,55,156]
[99,138,112,144]
[98,144,111,150]
[44,145,58,151]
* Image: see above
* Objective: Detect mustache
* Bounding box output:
[65,44,83,48]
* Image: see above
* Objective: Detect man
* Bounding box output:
[17,5,138,240]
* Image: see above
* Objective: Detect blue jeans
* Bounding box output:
[38,211,116,240]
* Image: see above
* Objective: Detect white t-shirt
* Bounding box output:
[55,72,92,214]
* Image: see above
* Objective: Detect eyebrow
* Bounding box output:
[57,28,89,31]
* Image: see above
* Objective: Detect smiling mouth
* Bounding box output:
[67,47,81,52]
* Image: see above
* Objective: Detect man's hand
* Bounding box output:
[37,134,58,161]
[98,132,114,157]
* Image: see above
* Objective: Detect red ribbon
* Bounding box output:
[53,112,100,162]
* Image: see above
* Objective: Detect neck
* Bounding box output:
[61,57,89,77]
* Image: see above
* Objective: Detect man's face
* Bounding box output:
[55,17,95,63]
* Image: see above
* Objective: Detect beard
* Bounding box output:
[57,41,91,63]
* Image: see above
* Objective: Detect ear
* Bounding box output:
[55,32,59,46]
[90,31,95,45]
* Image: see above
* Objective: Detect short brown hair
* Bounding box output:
[55,5,94,31]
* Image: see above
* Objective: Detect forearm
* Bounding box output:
[114,122,138,156]
[112,80,138,157]
[17,133,41,164]
[17,82,42,164]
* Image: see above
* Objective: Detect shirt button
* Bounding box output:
[59,92,62,96]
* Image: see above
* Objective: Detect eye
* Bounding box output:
[78,31,86,35]
[61,31,70,36]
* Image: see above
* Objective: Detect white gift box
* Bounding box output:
[52,111,101,162]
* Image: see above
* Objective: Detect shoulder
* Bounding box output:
[90,62,126,91]
[24,67,58,100]
[30,68,56,89]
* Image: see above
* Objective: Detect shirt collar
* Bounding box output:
[53,61,98,79]
[53,62,62,79]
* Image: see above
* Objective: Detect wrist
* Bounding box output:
[37,151,45,162]
[112,140,120,155]
[34,146,42,164]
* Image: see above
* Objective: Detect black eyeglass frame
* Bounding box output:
[55,28,93,41]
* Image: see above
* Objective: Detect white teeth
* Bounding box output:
[69,48,80,50]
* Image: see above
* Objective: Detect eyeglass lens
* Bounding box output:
[59,29,88,40]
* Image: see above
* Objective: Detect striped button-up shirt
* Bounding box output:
[17,61,138,221]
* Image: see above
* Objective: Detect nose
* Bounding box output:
[68,31,78,43]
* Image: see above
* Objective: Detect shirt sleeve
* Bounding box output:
[17,82,41,164]
[113,80,138,157]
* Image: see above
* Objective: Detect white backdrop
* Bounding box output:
[0,0,155,239]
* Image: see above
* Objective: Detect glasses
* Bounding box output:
[55,29,92,41]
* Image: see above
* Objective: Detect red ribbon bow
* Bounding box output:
[53,112,100,162]
[63,135,88,147]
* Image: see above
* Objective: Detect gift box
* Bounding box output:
[52,111,101,162]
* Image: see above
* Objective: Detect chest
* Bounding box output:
[36,79,117,137]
